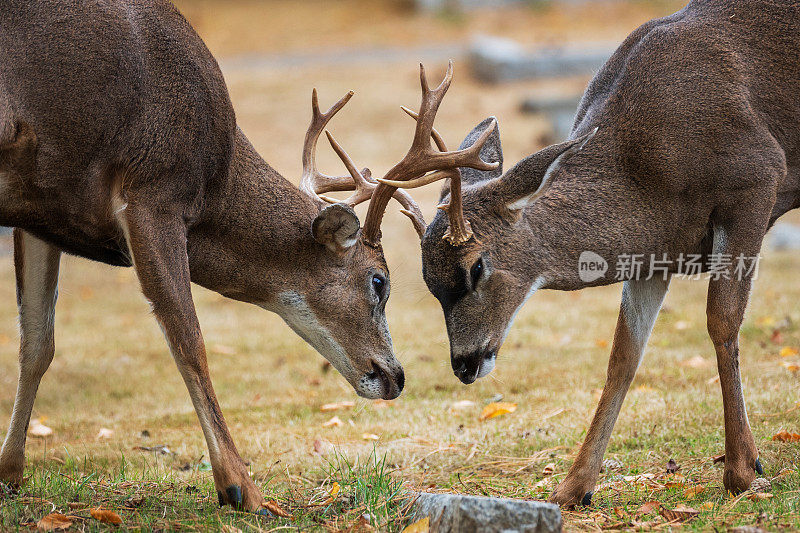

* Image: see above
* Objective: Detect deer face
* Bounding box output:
[418,119,597,384]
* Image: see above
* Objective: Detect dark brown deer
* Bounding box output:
[384,0,800,507]
[0,1,500,513]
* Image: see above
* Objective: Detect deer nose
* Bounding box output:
[368,362,404,400]
[452,351,482,384]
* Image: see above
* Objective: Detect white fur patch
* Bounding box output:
[497,275,547,346]
[621,277,670,356]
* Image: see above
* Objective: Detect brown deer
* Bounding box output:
[0,1,496,513]
[384,0,800,507]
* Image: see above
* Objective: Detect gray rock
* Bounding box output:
[410,492,562,533]
[469,35,615,83]
[768,222,800,251]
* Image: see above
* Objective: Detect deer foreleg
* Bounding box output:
[119,204,268,513]
[0,230,60,488]
[550,276,670,507]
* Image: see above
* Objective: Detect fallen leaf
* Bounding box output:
[771,329,784,345]
[323,482,340,505]
[636,501,661,515]
[664,473,686,488]
[747,492,773,501]
[313,438,334,455]
[683,485,705,498]
[479,402,517,421]
[712,453,725,464]
[402,516,429,533]
[707,375,720,385]
[90,508,122,525]
[28,419,53,438]
[595,339,608,348]
[666,458,681,473]
[772,430,800,442]
[36,513,73,531]
[699,501,715,511]
[372,399,394,408]
[781,361,800,372]
[542,463,555,476]
[320,401,355,412]
[362,432,380,441]
[96,428,113,439]
[322,416,343,428]
[659,504,699,522]
[780,346,799,358]
[264,499,292,518]
[133,444,172,455]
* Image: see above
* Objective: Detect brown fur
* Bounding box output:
[0,0,402,511]
[421,0,799,506]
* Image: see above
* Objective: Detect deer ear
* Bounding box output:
[312,203,361,252]
[457,117,503,187]
[492,127,598,212]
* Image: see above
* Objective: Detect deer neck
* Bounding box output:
[186,128,320,305]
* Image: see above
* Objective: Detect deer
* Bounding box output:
[0,0,496,513]
[379,0,800,507]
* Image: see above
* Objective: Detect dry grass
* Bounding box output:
[3,1,800,531]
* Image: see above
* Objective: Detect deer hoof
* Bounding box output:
[225,485,243,508]
[581,492,593,506]
[755,458,764,475]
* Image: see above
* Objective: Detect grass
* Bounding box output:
[3,0,800,530]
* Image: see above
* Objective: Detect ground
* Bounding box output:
[2,1,800,531]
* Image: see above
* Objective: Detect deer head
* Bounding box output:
[385,82,597,384]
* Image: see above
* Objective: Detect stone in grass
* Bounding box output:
[409,492,562,533]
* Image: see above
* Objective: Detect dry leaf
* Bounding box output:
[636,501,661,515]
[664,473,686,488]
[712,453,725,464]
[320,401,355,412]
[264,499,292,518]
[747,492,773,501]
[659,504,699,522]
[96,428,113,439]
[90,508,122,525]
[36,513,73,531]
[313,438,334,455]
[479,402,517,421]
[780,346,800,358]
[699,501,715,511]
[28,419,53,438]
[772,430,800,442]
[542,463,555,476]
[322,416,343,428]
[323,481,341,505]
[679,355,711,368]
[402,516,429,533]
[707,375,720,385]
[595,339,608,348]
[683,485,705,498]
[781,361,800,372]
[771,329,784,345]
[362,432,380,441]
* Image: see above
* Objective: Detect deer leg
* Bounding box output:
[706,225,764,494]
[550,276,670,507]
[119,205,267,513]
[0,230,60,488]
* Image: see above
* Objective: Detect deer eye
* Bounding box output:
[371,274,386,298]
[470,258,484,289]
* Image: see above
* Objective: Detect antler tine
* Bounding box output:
[299,88,360,200]
[401,106,448,152]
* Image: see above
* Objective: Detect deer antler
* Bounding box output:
[298,89,426,238]
[361,61,498,246]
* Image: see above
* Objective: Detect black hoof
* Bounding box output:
[755,458,764,475]
[225,485,242,508]
[217,490,224,507]
[581,491,593,507]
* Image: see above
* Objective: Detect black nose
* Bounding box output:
[452,350,491,385]
[373,363,404,400]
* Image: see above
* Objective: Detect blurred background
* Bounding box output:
[2,2,800,528]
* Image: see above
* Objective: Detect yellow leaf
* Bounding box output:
[781,362,800,372]
[90,508,122,525]
[664,473,686,488]
[320,401,355,412]
[322,416,343,428]
[699,501,715,511]
[683,485,705,498]
[595,339,608,348]
[323,481,340,505]
[747,492,773,501]
[479,402,517,421]
[402,516,429,533]
[772,430,800,442]
[36,513,73,531]
[780,346,800,358]
[362,432,380,441]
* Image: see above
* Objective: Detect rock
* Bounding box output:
[768,223,800,251]
[409,492,562,533]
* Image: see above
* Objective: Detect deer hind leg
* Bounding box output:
[550,276,670,507]
[0,230,60,487]
[118,203,267,513]
[706,222,767,494]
